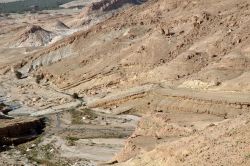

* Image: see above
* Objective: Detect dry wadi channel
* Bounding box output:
[0,76,140,165]
[1,0,250,165]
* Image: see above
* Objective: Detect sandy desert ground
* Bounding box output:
[1,0,250,165]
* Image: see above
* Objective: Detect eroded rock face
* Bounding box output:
[12,25,55,48]
[54,20,70,30]
[78,0,138,19]
[91,0,136,12]
[0,117,45,146]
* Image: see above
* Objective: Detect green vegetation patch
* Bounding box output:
[245,153,250,159]
[66,136,79,146]
[0,0,75,13]
[69,108,98,124]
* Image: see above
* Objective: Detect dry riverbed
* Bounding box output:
[0,74,140,165]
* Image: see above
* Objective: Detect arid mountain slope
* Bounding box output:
[12,0,250,94]
[70,0,138,27]
[115,112,250,166]
[1,0,250,165]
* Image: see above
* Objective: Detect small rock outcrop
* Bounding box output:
[0,117,45,146]
[78,0,141,19]
[54,20,69,30]
[12,25,55,48]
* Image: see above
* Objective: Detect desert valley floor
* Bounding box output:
[1,0,250,165]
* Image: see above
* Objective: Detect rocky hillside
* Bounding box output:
[14,0,250,93]
[11,25,55,48]
[1,0,250,165]
[115,112,250,166]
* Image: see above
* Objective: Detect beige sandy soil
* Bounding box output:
[0,0,250,165]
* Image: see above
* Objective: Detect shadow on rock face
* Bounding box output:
[0,117,46,148]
